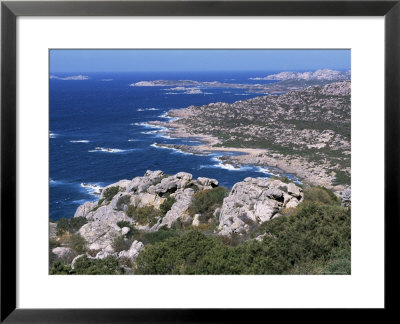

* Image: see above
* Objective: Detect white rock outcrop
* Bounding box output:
[218,178,303,236]
[70,170,305,263]
[118,240,144,261]
[52,247,76,263]
[72,170,220,261]
[152,188,195,230]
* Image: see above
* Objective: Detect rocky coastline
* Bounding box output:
[148,81,351,192]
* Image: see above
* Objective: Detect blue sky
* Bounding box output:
[50,49,350,73]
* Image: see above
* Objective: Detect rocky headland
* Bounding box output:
[149,81,351,191]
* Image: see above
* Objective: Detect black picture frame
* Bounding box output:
[1,0,399,322]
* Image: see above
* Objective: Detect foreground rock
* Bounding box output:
[52,247,76,264]
[118,240,144,260]
[71,170,222,263]
[218,178,303,236]
[65,171,306,266]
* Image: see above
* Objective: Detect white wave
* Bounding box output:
[128,139,138,142]
[136,108,159,112]
[141,130,160,134]
[132,122,168,131]
[70,140,90,143]
[206,156,254,171]
[256,166,279,177]
[49,132,57,138]
[50,178,62,185]
[80,182,103,196]
[160,134,177,139]
[150,143,194,155]
[158,113,181,122]
[100,78,113,82]
[201,162,253,172]
[73,199,89,204]
[88,147,136,153]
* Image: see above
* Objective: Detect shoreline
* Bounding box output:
[149,117,346,193]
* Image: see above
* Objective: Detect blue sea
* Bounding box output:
[50,71,297,221]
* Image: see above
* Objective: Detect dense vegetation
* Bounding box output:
[102,186,120,201]
[187,187,229,221]
[159,195,176,216]
[50,185,350,275]
[56,217,87,236]
[135,187,350,275]
[128,205,162,226]
[51,256,121,275]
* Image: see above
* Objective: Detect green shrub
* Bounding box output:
[127,227,182,245]
[98,198,105,206]
[111,235,132,253]
[323,257,351,274]
[116,195,131,210]
[272,176,290,183]
[56,218,70,235]
[50,261,72,275]
[188,187,229,220]
[135,206,162,226]
[322,248,351,274]
[68,234,88,254]
[103,186,120,201]
[126,205,136,218]
[116,220,137,237]
[135,231,219,274]
[186,183,200,192]
[159,196,176,216]
[136,202,351,275]
[72,255,121,275]
[116,220,139,240]
[56,217,87,236]
[49,239,60,268]
[303,186,340,205]
[142,228,181,245]
[332,170,351,186]
[49,238,60,250]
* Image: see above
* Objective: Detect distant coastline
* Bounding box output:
[148,80,351,192]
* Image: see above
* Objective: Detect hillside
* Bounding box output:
[151,81,351,188]
[49,171,351,275]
